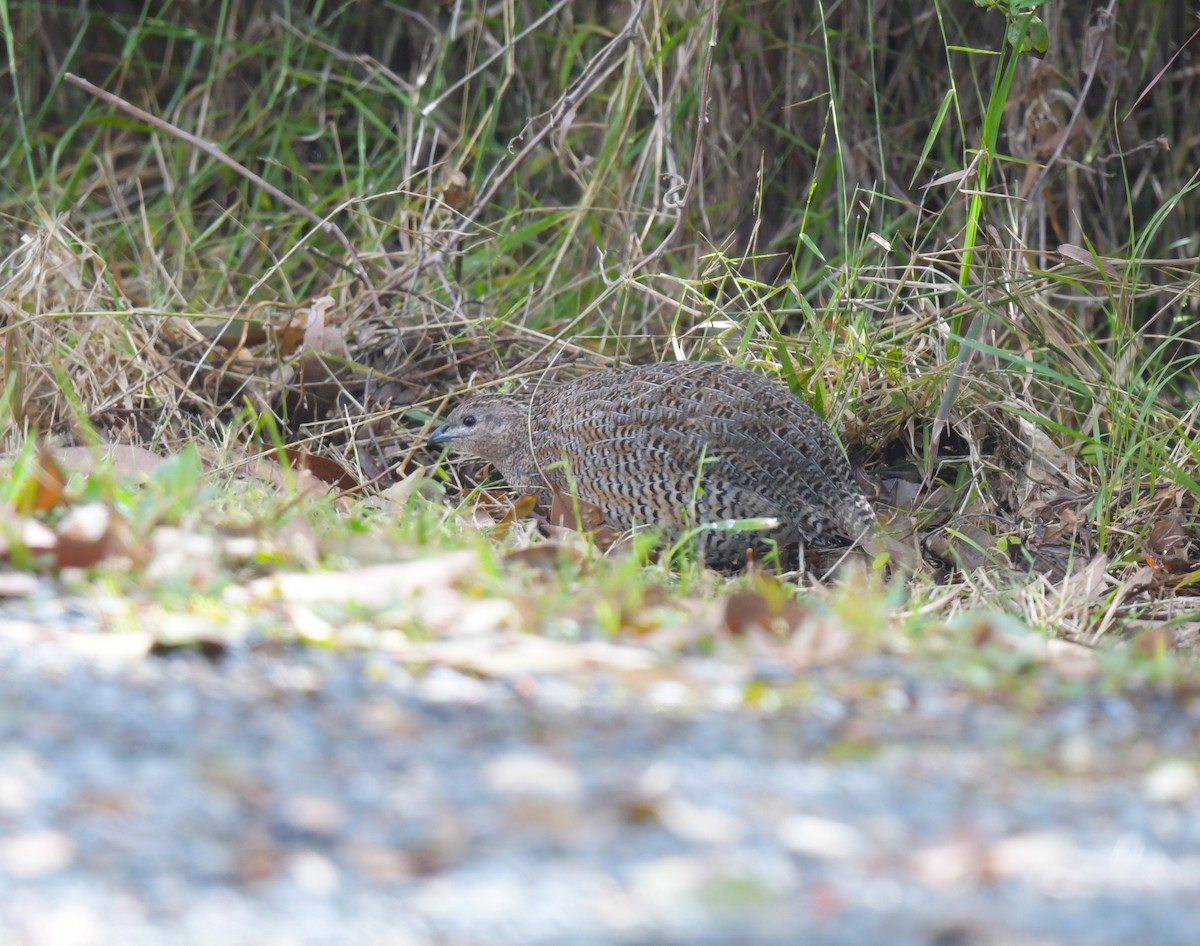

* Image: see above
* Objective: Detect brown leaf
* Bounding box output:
[493,493,539,540]
[724,573,807,636]
[54,502,123,569]
[1131,625,1180,656]
[549,491,606,531]
[1143,507,1194,574]
[724,590,774,635]
[504,544,588,571]
[440,169,474,210]
[302,296,347,356]
[275,319,306,355]
[58,444,165,479]
[441,187,474,211]
[272,447,360,491]
[591,525,629,554]
[192,316,271,350]
[244,447,357,496]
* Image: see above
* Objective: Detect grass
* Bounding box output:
[1,0,1199,694]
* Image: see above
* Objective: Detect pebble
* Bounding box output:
[2,632,1200,945]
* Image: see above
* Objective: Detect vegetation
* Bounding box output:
[1,0,1198,687]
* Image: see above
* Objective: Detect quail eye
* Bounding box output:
[461,414,477,428]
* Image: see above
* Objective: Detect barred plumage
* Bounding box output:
[429,361,875,566]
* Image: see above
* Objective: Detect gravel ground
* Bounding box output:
[3,603,1200,946]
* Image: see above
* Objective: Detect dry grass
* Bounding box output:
[3,0,1199,646]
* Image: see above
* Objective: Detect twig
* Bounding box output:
[64,72,381,314]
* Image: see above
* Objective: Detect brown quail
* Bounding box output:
[428,360,875,566]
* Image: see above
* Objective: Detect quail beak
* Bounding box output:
[427,423,456,446]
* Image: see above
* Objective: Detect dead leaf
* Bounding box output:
[192,315,272,350]
[272,447,359,492]
[378,633,657,677]
[440,168,474,210]
[379,469,443,508]
[302,295,346,356]
[57,443,165,479]
[550,491,606,532]
[874,476,953,522]
[244,451,347,496]
[1130,624,1182,656]
[924,166,971,188]
[274,318,306,354]
[1128,624,1195,653]
[721,570,801,634]
[1058,243,1122,279]
[724,591,776,635]
[493,493,538,540]
[590,525,629,554]
[252,551,480,608]
[504,544,588,571]
[55,502,123,569]
[1059,552,1109,610]
[1014,414,1078,511]
[1143,507,1194,575]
